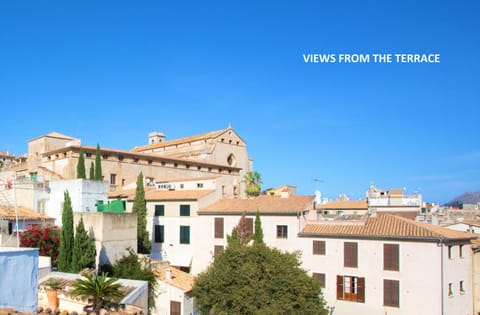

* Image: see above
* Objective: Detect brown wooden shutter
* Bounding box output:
[337,275,344,300]
[313,240,326,255]
[313,273,326,288]
[384,244,399,271]
[170,300,181,315]
[357,277,365,303]
[214,217,224,238]
[384,279,399,307]
[344,242,358,268]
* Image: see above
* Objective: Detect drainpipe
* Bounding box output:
[439,240,445,315]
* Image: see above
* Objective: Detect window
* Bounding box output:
[312,273,326,288]
[448,283,453,297]
[180,205,190,216]
[460,281,465,294]
[214,218,224,239]
[102,154,108,160]
[276,225,288,238]
[86,152,92,158]
[154,225,164,243]
[459,245,464,258]
[337,275,365,303]
[384,279,400,307]
[155,205,165,216]
[110,173,116,185]
[384,244,399,271]
[197,183,204,188]
[246,218,254,235]
[180,226,190,244]
[214,245,224,255]
[448,246,452,259]
[170,300,181,315]
[118,155,123,161]
[313,240,326,255]
[344,242,358,268]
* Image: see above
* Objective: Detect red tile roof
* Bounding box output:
[301,213,476,241]
[199,195,314,214]
[0,206,54,221]
[154,266,195,292]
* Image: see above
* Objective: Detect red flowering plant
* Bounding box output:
[20,225,60,267]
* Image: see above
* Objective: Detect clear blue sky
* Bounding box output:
[1,1,479,204]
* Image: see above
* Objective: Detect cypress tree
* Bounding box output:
[71,216,97,273]
[58,190,74,272]
[89,161,95,180]
[95,143,102,180]
[132,172,151,253]
[253,210,264,244]
[77,147,86,179]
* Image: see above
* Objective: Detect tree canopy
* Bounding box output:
[193,215,328,315]
[71,216,97,273]
[244,171,262,197]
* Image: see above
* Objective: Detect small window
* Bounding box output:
[448,283,453,297]
[102,154,108,159]
[337,275,365,303]
[180,205,190,216]
[384,279,400,307]
[110,173,116,185]
[214,218,224,239]
[344,242,358,268]
[384,244,399,271]
[312,273,326,288]
[448,246,452,259]
[313,240,326,255]
[86,152,92,158]
[148,160,152,165]
[180,184,184,189]
[276,225,288,238]
[154,225,164,243]
[197,183,204,188]
[460,280,465,294]
[180,226,190,244]
[459,245,464,258]
[118,155,124,161]
[133,158,139,163]
[154,205,165,216]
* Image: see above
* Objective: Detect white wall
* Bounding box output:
[155,281,194,315]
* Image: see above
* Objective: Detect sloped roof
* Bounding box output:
[199,195,314,214]
[300,213,476,241]
[109,186,155,199]
[131,128,230,152]
[0,206,54,221]
[29,132,76,142]
[139,189,215,201]
[318,200,368,210]
[154,266,195,292]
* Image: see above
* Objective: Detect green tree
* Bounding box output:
[105,248,157,314]
[193,242,328,314]
[132,172,151,253]
[71,216,97,273]
[253,210,264,244]
[77,147,86,179]
[244,171,262,197]
[58,190,74,272]
[95,143,102,180]
[71,273,124,314]
[89,161,95,180]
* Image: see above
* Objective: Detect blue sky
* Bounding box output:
[0,1,479,204]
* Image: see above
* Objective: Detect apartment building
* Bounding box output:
[299,213,475,315]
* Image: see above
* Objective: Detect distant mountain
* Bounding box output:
[444,192,480,207]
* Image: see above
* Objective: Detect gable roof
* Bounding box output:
[199,195,314,215]
[154,266,195,292]
[29,132,76,142]
[318,200,368,210]
[0,206,54,221]
[300,213,476,242]
[131,127,239,152]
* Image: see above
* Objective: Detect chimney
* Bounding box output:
[165,268,172,280]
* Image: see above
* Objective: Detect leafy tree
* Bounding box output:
[71,273,124,314]
[244,171,262,197]
[95,143,102,180]
[58,190,74,272]
[105,248,157,314]
[253,210,264,244]
[89,161,95,180]
[71,216,97,273]
[193,242,328,314]
[236,212,252,245]
[132,172,151,253]
[77,147,86,179]
[20,226,60,267]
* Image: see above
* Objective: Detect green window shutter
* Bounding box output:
[154,205,165,216]
[180,205,190,216]
[180,226,190,244]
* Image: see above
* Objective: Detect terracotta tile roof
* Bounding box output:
[199,195,314,214]
[109,186,155,199]
[318,200,368,210]
[300,213,476,241]
[29,131,76,142]
[135,189,215,201]
[131,128,229,152]
[154,266,195,292]
[0,206,54,221]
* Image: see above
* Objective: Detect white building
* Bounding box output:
[154,266,195,315]
[299,213,476,315]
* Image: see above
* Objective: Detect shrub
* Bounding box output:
[20,225,60,267]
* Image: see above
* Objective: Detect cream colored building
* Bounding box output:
[154,266,195,315]
[367,185,422,213]
[299,213,476,315]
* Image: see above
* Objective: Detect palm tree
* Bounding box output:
[243,171,262,197]
[71,273,125,314]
